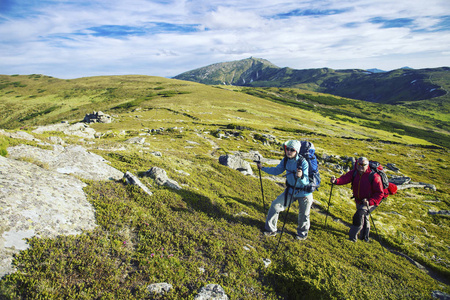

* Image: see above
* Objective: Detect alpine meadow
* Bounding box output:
[0,71,449,299]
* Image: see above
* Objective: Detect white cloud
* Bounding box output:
[0,0,449,78]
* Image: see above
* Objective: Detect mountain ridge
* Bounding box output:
[174,57,449,104]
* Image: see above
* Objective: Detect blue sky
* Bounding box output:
[1,0,449,79]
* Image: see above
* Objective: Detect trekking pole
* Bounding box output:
[324,183,334,228]
[273,176,299,255]
[369,211,385,253]
[253,155,266,211]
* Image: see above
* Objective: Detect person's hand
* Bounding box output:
[257,162,262,169]
[330,176,336,184]
[297,168,303,178]
[362,199,369,207]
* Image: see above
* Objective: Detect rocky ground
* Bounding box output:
[0,125,124,278]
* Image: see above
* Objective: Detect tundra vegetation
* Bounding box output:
[0,74,449,299]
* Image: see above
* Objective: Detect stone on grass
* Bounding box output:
[147,282,173,296]
[218,154,253,176]
[195,284,228,300]
[123,172,153,196]
[144,167,182,190]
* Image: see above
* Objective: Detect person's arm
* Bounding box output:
[259,158,285,176]
[331,170,354,185]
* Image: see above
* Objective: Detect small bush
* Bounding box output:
[0,136,8,156]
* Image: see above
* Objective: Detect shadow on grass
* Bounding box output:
[171,188,266,230]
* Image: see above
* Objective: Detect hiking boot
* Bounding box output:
[295,235,307,241]
[263,231,277,237]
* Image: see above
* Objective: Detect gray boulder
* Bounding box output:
[386,163,400,172]
[432,290,450,300]
[123,172,153,196]
[147,282,173,296]
[145,167,182,190]
[397,182,436,191]
[83,111,112,123]
[125,137,146,144]
[389,176,411,185]
[195,284,228,300]
[428,210,450,216]
[219,154,253,176]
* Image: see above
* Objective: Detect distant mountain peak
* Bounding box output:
[366,68,386,73]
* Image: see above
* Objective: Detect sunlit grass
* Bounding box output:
[0,74,448,299]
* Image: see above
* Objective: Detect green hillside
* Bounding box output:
[0,74,449,299]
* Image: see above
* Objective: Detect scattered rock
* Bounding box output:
[428,210,450,216]
[147,282,173,296]
[397,182,436,191]
[262,258,271,268]
[125,137,146,144]
[386,163,400,172]
[144,167,182,190]
[151,151,162,157]
[432,290,450,300]
[123,172,153,196]
[83,111,113,123]
[389,176,411,185]
[219,154,253,176]
[195,284,228,300]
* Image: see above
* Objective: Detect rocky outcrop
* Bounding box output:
[32,122,97,139]
[83,111,112,123]
[0,155,97,278]
[0,130,40,142]
[7,144,123,181]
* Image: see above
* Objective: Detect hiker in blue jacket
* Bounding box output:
[257,140,313,240]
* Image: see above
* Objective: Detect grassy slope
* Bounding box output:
[0,74,449,299]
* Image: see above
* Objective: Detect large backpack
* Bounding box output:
[352,160,397,200]
[283,141,321,193]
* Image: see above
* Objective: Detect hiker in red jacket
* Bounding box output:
[330,157,384,242]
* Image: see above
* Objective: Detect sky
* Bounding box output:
[1,0,450,79]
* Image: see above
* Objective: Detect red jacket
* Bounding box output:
[335,167,384,206]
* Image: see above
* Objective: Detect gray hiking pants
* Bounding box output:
[349,203,377,242]
[265,190,313,238]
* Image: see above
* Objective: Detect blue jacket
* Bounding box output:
[261,155,312,198]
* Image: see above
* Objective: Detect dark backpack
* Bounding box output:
[352,160,397,199]
[283,141,321,193]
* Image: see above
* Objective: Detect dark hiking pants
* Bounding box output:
[349,203,377,242]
